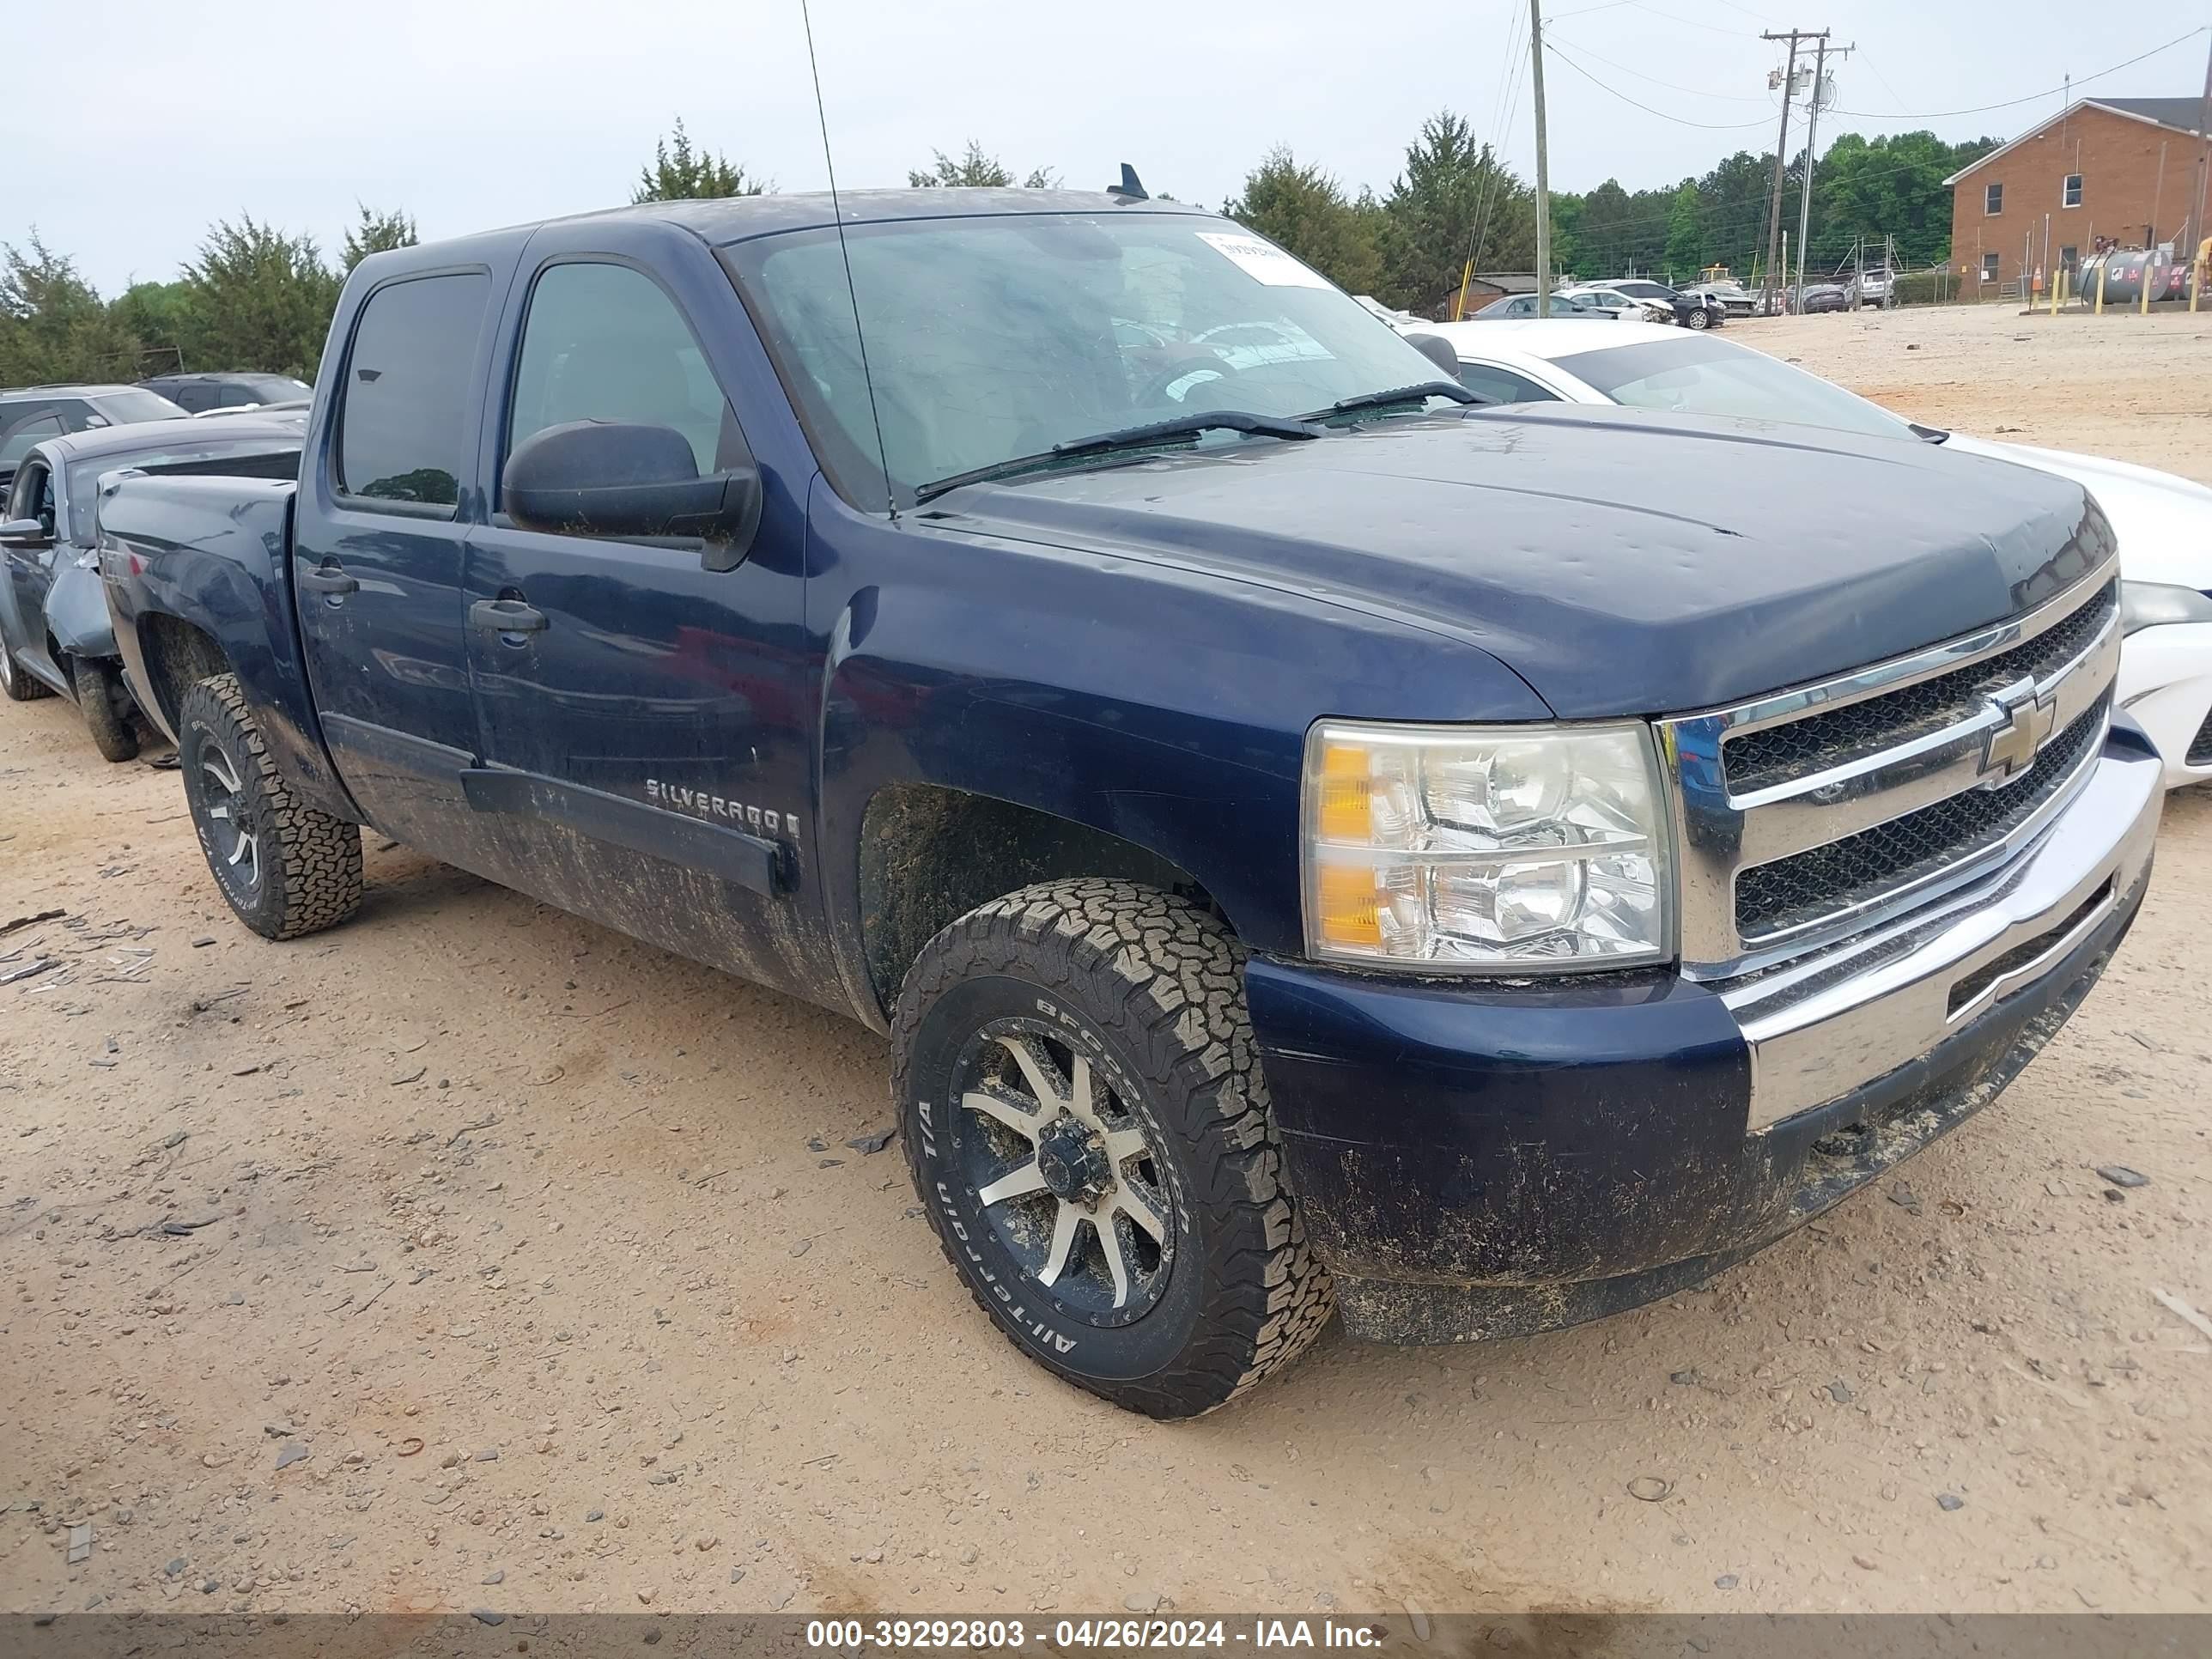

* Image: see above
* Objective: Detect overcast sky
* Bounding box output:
[14,0,2210,295]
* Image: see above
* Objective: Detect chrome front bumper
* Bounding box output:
[1717,726,2162,1131]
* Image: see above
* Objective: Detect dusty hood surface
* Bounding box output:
[930,404,2106,718]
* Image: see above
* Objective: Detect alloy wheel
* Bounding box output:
[199,741,262,895]
[951,1018,1175,1322]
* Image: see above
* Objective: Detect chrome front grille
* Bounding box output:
[1660,568,2120,976]
[1734,692,2108,937]
[1722,584,2117,793]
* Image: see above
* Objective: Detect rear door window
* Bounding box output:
[1,409,68,469]
[337,271,490,512]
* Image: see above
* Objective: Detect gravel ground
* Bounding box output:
[3,305,2209,1620]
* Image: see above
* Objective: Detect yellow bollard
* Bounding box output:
[2096,260,2106,314]
[2142,258,2153,315]
[2051,265,2063,317]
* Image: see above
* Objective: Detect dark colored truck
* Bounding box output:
[95,187,2160,1418]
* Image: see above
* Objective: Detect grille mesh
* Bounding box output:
[2190,707,2212,768]
[1735,695,2108,939]
[1723,582,2116,793]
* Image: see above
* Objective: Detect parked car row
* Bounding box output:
[3,185,2171,1419]
[1469,278,1728,329]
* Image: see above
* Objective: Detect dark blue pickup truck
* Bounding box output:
[95,186,2160,1418]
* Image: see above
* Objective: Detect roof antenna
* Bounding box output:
[1107,163,1149,202]
[799,0,897,521]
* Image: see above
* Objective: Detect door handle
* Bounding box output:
[471,598,548,635]
[298,562,358,596]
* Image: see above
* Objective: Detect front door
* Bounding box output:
[3,450,64,688]
[460,246,825,1002]
[293,268,499,864]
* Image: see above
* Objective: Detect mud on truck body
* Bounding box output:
[96,187,2160,1417]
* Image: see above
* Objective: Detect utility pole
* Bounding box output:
[2187,29,2211,270]
[1760,29,1826,313]
[1531,0,1553,318]
[1791,38,1849,311]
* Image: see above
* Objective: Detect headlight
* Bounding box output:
[1302,720,1671,972]
[2119,580,2212,635]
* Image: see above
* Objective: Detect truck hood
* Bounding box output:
[1942,432,2212,592]
[927,405,2103,718]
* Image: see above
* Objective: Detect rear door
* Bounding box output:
[294,267,501,860]
[2,450,64,682]
[459,230,823,999]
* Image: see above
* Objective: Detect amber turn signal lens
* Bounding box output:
[1316,744,1371,842]
[1314,861,1383,947]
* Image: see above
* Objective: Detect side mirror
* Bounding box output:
[0,516,47,547]
[502,420,762,572]
[1403,332,1464,380]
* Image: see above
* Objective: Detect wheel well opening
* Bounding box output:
[137,613,230,735]
[857,783,1218,1013]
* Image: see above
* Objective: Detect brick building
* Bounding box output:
[1946,97,2209,295]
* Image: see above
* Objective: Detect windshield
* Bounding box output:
[727,213,1449,505]
[94,389,191,425]
[1553,335,1919,441]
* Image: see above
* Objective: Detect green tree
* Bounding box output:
[1662,180,1703,279]
[1223,147,1382,295]
[342,204,418,272]
[179,217,343,379]
[0,234,145,385]
[1810,131,1997,270]
[633,118,769,203]
[908,140,1055,189]
[1376,111,1534,313]
[109,279,197,374]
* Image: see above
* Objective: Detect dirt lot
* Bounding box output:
[3,304,2209,1620]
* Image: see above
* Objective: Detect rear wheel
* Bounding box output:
[894,879,1333,1419]
[1,636,52,702]
[178,674,362,939]
[71,658,139,763]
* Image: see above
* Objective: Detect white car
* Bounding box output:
[1555,284,1674,326]
[1400,319,2212,789]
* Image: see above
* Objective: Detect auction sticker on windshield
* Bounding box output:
[1195,231,1333,289]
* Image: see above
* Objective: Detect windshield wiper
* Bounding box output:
[1304,380,1479,422]
[914,410,1322,503]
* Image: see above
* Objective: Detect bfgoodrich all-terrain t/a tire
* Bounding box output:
[894,879,1334,1419]
[178,674,362,940]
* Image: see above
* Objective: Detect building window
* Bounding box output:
[1985,182,2003,215]
[2062,174,2082,209]
[1981,252,2000,283]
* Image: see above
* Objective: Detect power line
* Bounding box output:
[1544,40,1784,129]
[1625,1,1763,39]
[1827,27,2208,119]
[1547,35,1780,102]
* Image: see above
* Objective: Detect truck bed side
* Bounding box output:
[98,473,360,822]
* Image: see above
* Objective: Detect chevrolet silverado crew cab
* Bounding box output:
[95,186,2160,1419]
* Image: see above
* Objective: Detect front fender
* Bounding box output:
[99,474,360,822]
[808,487,1553,1012]
[45,559,117,663]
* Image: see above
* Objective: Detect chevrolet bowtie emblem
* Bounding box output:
[1978,677,2058,787]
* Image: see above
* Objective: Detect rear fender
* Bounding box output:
[99,473,360,821]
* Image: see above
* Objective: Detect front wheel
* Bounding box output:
[894,880,1333,1418]
[71,658,139,763]
[178,673,362,939]
[1686,307,1712,330]
[0,635,51,702]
